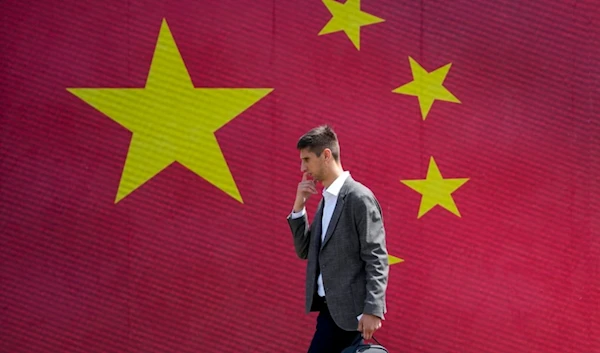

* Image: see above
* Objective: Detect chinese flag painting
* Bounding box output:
[1,1,598,353]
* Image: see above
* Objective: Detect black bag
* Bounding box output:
[341,335,388,353]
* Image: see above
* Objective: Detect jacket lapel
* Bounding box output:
[320,178,350,250]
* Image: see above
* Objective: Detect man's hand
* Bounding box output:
[357,314,382,340]
[293,172,317,212]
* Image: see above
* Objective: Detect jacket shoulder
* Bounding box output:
[344,178,384,214]
[345,178,377,200]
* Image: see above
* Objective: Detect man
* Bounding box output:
[287,125,389,353]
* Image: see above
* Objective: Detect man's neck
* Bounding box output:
[321,167,344,189]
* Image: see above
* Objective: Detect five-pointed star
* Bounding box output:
[319,0,385,50]
[393,56,460,120]
[68,19,273,204]
[401,157,469,218]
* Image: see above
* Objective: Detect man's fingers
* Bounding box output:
[302,172,308,181]
[300,184,315,193]
[357,316,381,340]
[299,181,317,194]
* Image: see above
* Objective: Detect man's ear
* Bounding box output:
[323,148,332,161]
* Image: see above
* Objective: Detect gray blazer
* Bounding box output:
[287,176,389,331]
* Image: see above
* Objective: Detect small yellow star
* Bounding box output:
[68,19,273,203]
[401,157,469,218]
[319,0,385,50]
[389,255,404,265]
[393,57,460,120]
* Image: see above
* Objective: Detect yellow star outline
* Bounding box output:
[401,157,469,218]
[393,57,460,120]
[68,19,273,204]
[319,0,385,50]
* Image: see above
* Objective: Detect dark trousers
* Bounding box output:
[307,295,362,353]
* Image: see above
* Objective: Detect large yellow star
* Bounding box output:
[392,57,460,120]
[68,19,273,204]
[401,157,469,218]
[319,0,385,50]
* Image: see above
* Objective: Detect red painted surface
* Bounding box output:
[1,1,598,352]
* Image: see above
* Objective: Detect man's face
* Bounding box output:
[299,148,325,182]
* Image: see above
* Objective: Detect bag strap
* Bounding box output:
[350,335,364,346]
[371,335,382,345]
[352,335,383,346]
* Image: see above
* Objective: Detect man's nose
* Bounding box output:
[300,162,307,172]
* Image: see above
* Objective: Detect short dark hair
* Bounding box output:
[297,125,340,162]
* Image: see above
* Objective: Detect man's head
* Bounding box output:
[297,125,341,182]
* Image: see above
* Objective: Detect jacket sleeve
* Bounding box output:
[287,210,311,260]
[355,193,389,319]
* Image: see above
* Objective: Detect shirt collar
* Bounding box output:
[323,171,350,198]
